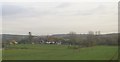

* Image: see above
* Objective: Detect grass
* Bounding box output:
[0,49,2,61]
[2,44,118,60]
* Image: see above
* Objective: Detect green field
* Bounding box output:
[2,44,118,60]
[0,49,2,61]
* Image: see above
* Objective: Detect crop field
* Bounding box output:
[2,44,118,60]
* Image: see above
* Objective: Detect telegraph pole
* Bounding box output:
[28,32,33,44]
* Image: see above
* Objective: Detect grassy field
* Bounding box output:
[2,44,118,60]
[0,49,2,61]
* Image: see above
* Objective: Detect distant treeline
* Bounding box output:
[2,32,118,47]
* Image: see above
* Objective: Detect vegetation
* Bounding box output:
[1,32,118,60]
[0,49,1,61]
[2,44,118,60]
[2,32,118,47]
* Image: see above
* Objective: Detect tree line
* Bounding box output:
[18,31,118,46]
[2,31,118,48]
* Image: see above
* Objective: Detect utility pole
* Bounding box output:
[28,32,33,44]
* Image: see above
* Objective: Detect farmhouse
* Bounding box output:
[9,40,18,45]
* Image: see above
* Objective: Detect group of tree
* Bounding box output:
[66,31,118,47]
[18,31,118,47]
[2,31,118,48]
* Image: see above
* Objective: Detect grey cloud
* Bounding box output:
[35,3,71,16]
[54,3,108,16]
[2,3,72,17]
[2,4,27,16]
[74,5,103,16]
[0,8,1,16]
[55,3,70,8]
[2,2,117,35]
[75,3,117,16]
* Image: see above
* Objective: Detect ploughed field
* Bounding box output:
[2,44,118,60]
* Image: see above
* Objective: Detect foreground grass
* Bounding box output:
[2,44,118,60]
[0,49,1,61]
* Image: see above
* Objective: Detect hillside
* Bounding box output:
[1,33,118,45]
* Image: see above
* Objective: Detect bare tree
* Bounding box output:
[86,31,96,47]
[68,31,77,45]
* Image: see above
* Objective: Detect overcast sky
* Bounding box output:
[1,2,118,35]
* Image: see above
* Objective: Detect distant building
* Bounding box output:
[10,40,18,45]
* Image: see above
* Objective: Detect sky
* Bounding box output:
[1,1,118,35]
[0,0,119,2]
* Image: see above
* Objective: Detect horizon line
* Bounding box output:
[1,32,119,36]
